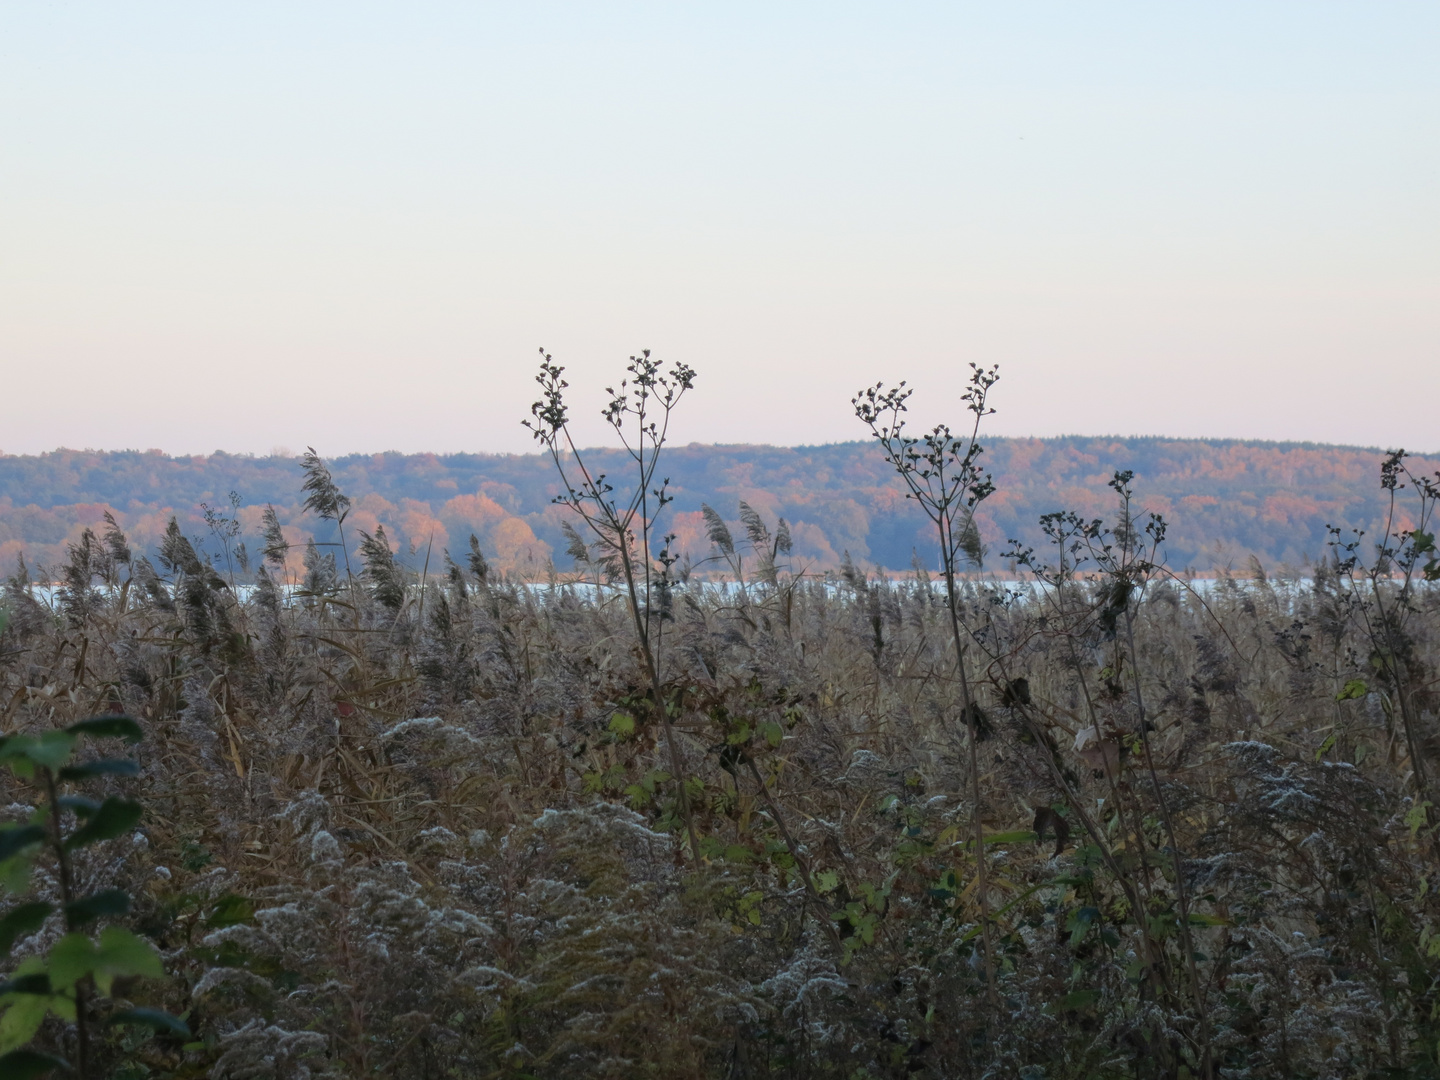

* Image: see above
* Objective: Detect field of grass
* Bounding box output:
[2,358,1439,1078]
[1,445,1438,1078]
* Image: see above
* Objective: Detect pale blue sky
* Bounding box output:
[2,3,1436,455]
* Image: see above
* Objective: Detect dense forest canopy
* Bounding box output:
[1,437,1432,576]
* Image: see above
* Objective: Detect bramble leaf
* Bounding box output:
[0,733,76,775]
[0,998,50,1052]
[1187,911,1232,927]
[64,889,131,927]
[1066,906,1100,947]
[108,1007,190,1037]
[65,715,143,744]
[92,926,164,994]
[608,712,635,739]
[46,933,99,993]
[1057,989,1099,1012]
[0,904,52,956]
[0,856,33,897]
[1406,801,1433,839]
[0,1049,70,1078]
[0,829,45,866]
[64,798,142,851]
[1336,679,1368,702]
[57,796,101,819]
[205,894,255,929]
[50,927,164,996]
[0,974,51,996]
[984,830,1039,845]
[58,758,139,782]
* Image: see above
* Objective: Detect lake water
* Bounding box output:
[10,573,1412,615]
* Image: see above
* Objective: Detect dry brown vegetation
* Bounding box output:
[1,481,1439,1078]
[2,360,1440,1078]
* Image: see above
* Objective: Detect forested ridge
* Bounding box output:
[2,437,1432,576]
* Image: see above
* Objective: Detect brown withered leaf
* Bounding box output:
[1032,806,1070,857]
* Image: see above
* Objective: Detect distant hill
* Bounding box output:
[0,438,1433,577]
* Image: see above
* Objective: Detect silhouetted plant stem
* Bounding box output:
[743,755,843,950]
[525,348,703,864]
[940,557,998,1002]
[621,537,702,865]
[43,766,91,1080]
[1122,606,1214,1080]
[854,362,1001,1004]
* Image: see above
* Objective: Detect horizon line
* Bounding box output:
[3,433,1436,461]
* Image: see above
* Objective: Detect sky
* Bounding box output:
[1,2,1436,457]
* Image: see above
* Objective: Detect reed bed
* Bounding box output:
[2,511,1438,1078]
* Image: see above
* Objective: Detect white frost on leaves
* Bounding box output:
[760,950,852,1044]
[209,1019,329,1080]
[193,966,278,1002]
[309,830,343,864]
[383,716,484,752]
[276,789,330,838]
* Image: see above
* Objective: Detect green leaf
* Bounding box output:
[1407,801,1433,839]
[607,712,635,738]
[1187,911,1232,927]
[0,856,33,897]
[0,828,45,865]
[0,974,52,996]
[0,1049,71,1079]
[204,894,255,930]
[92,926,164,995]
[46,933,99,993]
[64,889,131,927]
[64,798,143,851]
[108,1007,190,1037]
[0,959,74,1053]
[0,904,52,956]
[1066,906,1100,947]
[48,927,164,997]
[0,992,52,1054]
[0,732,76,772]
[1057,988,1100,1012]
[983,830,1039,846]
[1336,679,1368,702]
[58,758,139,782]
[725,722,751,746]
[30,733,79,767]
[57,796,101,819]
[66,715,143,744]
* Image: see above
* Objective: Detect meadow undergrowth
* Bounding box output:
[0,359,1438,1079]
